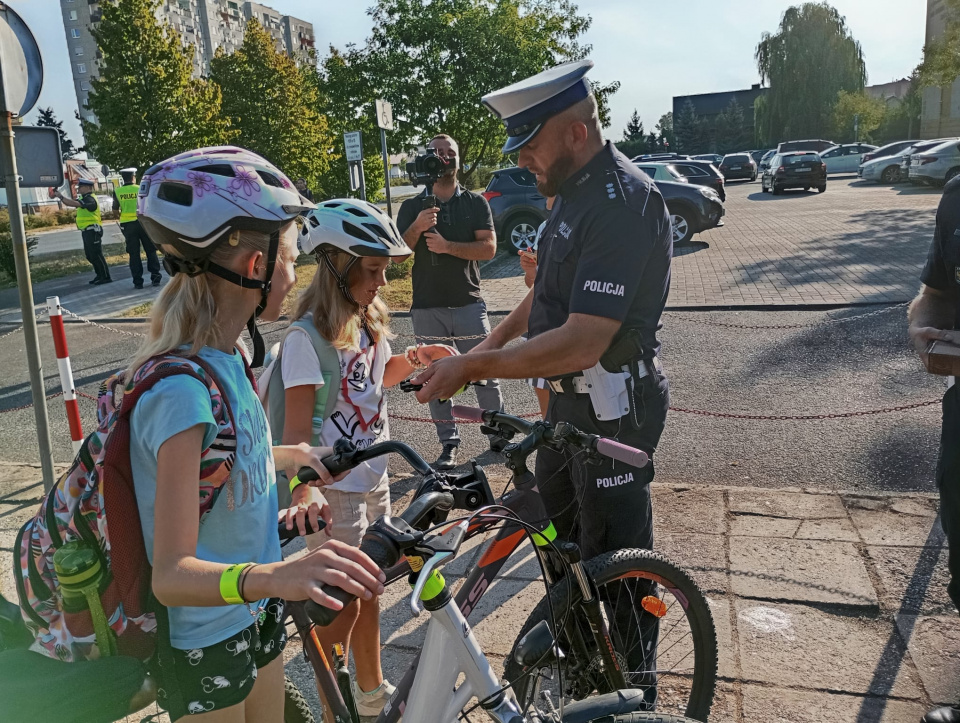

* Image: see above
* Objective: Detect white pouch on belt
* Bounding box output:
[581,362,631,421]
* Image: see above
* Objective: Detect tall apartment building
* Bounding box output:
[921,0,960,138]
[60,0,314,125]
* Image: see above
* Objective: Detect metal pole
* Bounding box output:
[358,159,367,202]
[380,128,392,218]
[0,64,56,490]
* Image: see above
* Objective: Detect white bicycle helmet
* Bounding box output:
[138,146,316,366]
[298,199,410,258]
[299,199,411,306]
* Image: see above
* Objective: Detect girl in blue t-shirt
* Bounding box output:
[129,147,385,722]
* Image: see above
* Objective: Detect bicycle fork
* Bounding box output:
[559,542,627,693]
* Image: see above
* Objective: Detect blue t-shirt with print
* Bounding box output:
[130,346,282,650]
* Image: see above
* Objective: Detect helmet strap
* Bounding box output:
[319,249,360,307]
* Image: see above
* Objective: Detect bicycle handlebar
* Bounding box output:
[294,439,433,484]
[304,492,455,627]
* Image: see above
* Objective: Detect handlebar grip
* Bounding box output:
[451,405,485,422]
[304,531,401,628]
[595,438,649,468]
[277,516,326,542]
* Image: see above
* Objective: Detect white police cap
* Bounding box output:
[120,167,137,174]
[482,59,594,153]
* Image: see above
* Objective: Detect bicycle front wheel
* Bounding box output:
[504,548,717,721]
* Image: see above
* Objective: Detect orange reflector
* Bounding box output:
[642,595,668,618]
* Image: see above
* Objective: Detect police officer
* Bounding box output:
[114,168,162,289]
[56,179,111,285]
[910,176,960,723]
[414,58,671,612]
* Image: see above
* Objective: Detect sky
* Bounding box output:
[8,0,928,150]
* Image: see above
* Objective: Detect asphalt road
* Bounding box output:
[31,225,125,256]
[0,307,944,493]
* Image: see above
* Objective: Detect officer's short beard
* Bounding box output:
[537,151,577,198]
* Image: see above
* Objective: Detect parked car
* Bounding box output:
[759,150,777,172]
[634,162,690,184]
[670,159,726,201]
[656,180,724,244]
[761,152,827,194]
[899,139,952,182]
[776,139,835,153]
[719,153,757,181]
[748,149,770,165]
[909,138,960,186]
[482,167,548,250]
[819,143,878,174]
[860,140,919,166]
[634,153,690,162]
[693,153,723,165]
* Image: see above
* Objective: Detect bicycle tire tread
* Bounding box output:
[284,674,316,723]
[504,547,717,722]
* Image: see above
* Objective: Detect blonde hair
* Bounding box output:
[295,250,392,351]
[125,224,295,379]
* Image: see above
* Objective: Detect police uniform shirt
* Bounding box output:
[78,193,98,214]
[396,186,495,310]
[921,175,960,327]
[528,141,672,360]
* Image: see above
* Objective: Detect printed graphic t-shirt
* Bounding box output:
[280,318,390,493]
[130,346,282,650]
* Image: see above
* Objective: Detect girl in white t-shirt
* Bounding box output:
[273,200,454,716]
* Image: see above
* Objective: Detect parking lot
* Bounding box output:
[481,176,943,311]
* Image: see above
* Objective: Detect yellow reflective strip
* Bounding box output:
[56,565,101,587]
[532,522,557,547]
[419,571,446,601]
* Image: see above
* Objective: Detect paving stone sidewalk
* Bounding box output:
[0,463,954,722]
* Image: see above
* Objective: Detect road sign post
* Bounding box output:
[375,99,394,217]
[0,4,56,491]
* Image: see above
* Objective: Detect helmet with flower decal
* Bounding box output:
[137,146,315,365]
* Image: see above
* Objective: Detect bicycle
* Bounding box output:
[291,406,717,722]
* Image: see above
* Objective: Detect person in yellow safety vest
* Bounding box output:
[55,178,112,285]
[113,168,162,289]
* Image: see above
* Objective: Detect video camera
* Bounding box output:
[406,148,453,187]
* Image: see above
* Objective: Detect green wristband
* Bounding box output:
[220,562,253,605]
[289,475,306,497]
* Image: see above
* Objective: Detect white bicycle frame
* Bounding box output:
[388,538,526,723]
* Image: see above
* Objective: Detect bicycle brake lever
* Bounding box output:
[410,550,454,617]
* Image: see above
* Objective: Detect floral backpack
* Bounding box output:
[14,354,254,662]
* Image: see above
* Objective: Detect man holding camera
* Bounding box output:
[396,134,504,471]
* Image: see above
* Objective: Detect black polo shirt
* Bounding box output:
[921,175,960,327]
[396,186,495,309]
[528,142,672,361]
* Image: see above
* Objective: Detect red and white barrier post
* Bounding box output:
[47,296,84,453]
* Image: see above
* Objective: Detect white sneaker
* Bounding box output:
[353,678,397,717]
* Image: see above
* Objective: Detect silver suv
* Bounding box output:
[909,139,960,186]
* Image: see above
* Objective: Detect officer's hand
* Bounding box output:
[412,355,472,403]
[414,207,440,234]
[910,326,960,365]
[424,231,451,255]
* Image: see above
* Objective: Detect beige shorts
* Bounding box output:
[306,481,391,550]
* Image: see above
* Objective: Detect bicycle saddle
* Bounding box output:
[0,648,149,723]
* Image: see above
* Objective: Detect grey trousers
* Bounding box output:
[411,301,504,446]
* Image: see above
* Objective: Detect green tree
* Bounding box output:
[617,109,647,157]
[675,100,707,154]
[35,108,76,161]
[656,112,675,151]
[714,98,747,154]
[917,0,960,88]
[210,20,334,194]
[320,0,618,185]
[82,0,233,171]
[755,2,866,142]
[832,90,886,142]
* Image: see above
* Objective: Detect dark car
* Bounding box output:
[482,167,548,250]
[719,153,757,181]
[669,159,726,201]
[860,140,918,166]
[656,179,724,245]
[761,152,827,194]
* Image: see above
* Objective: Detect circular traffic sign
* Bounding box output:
[0,4,43,116]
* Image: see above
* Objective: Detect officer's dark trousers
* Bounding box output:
[120,220,161,286]
[81,227,110,281]
[938,384,960,612]
[536,370,669,698]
